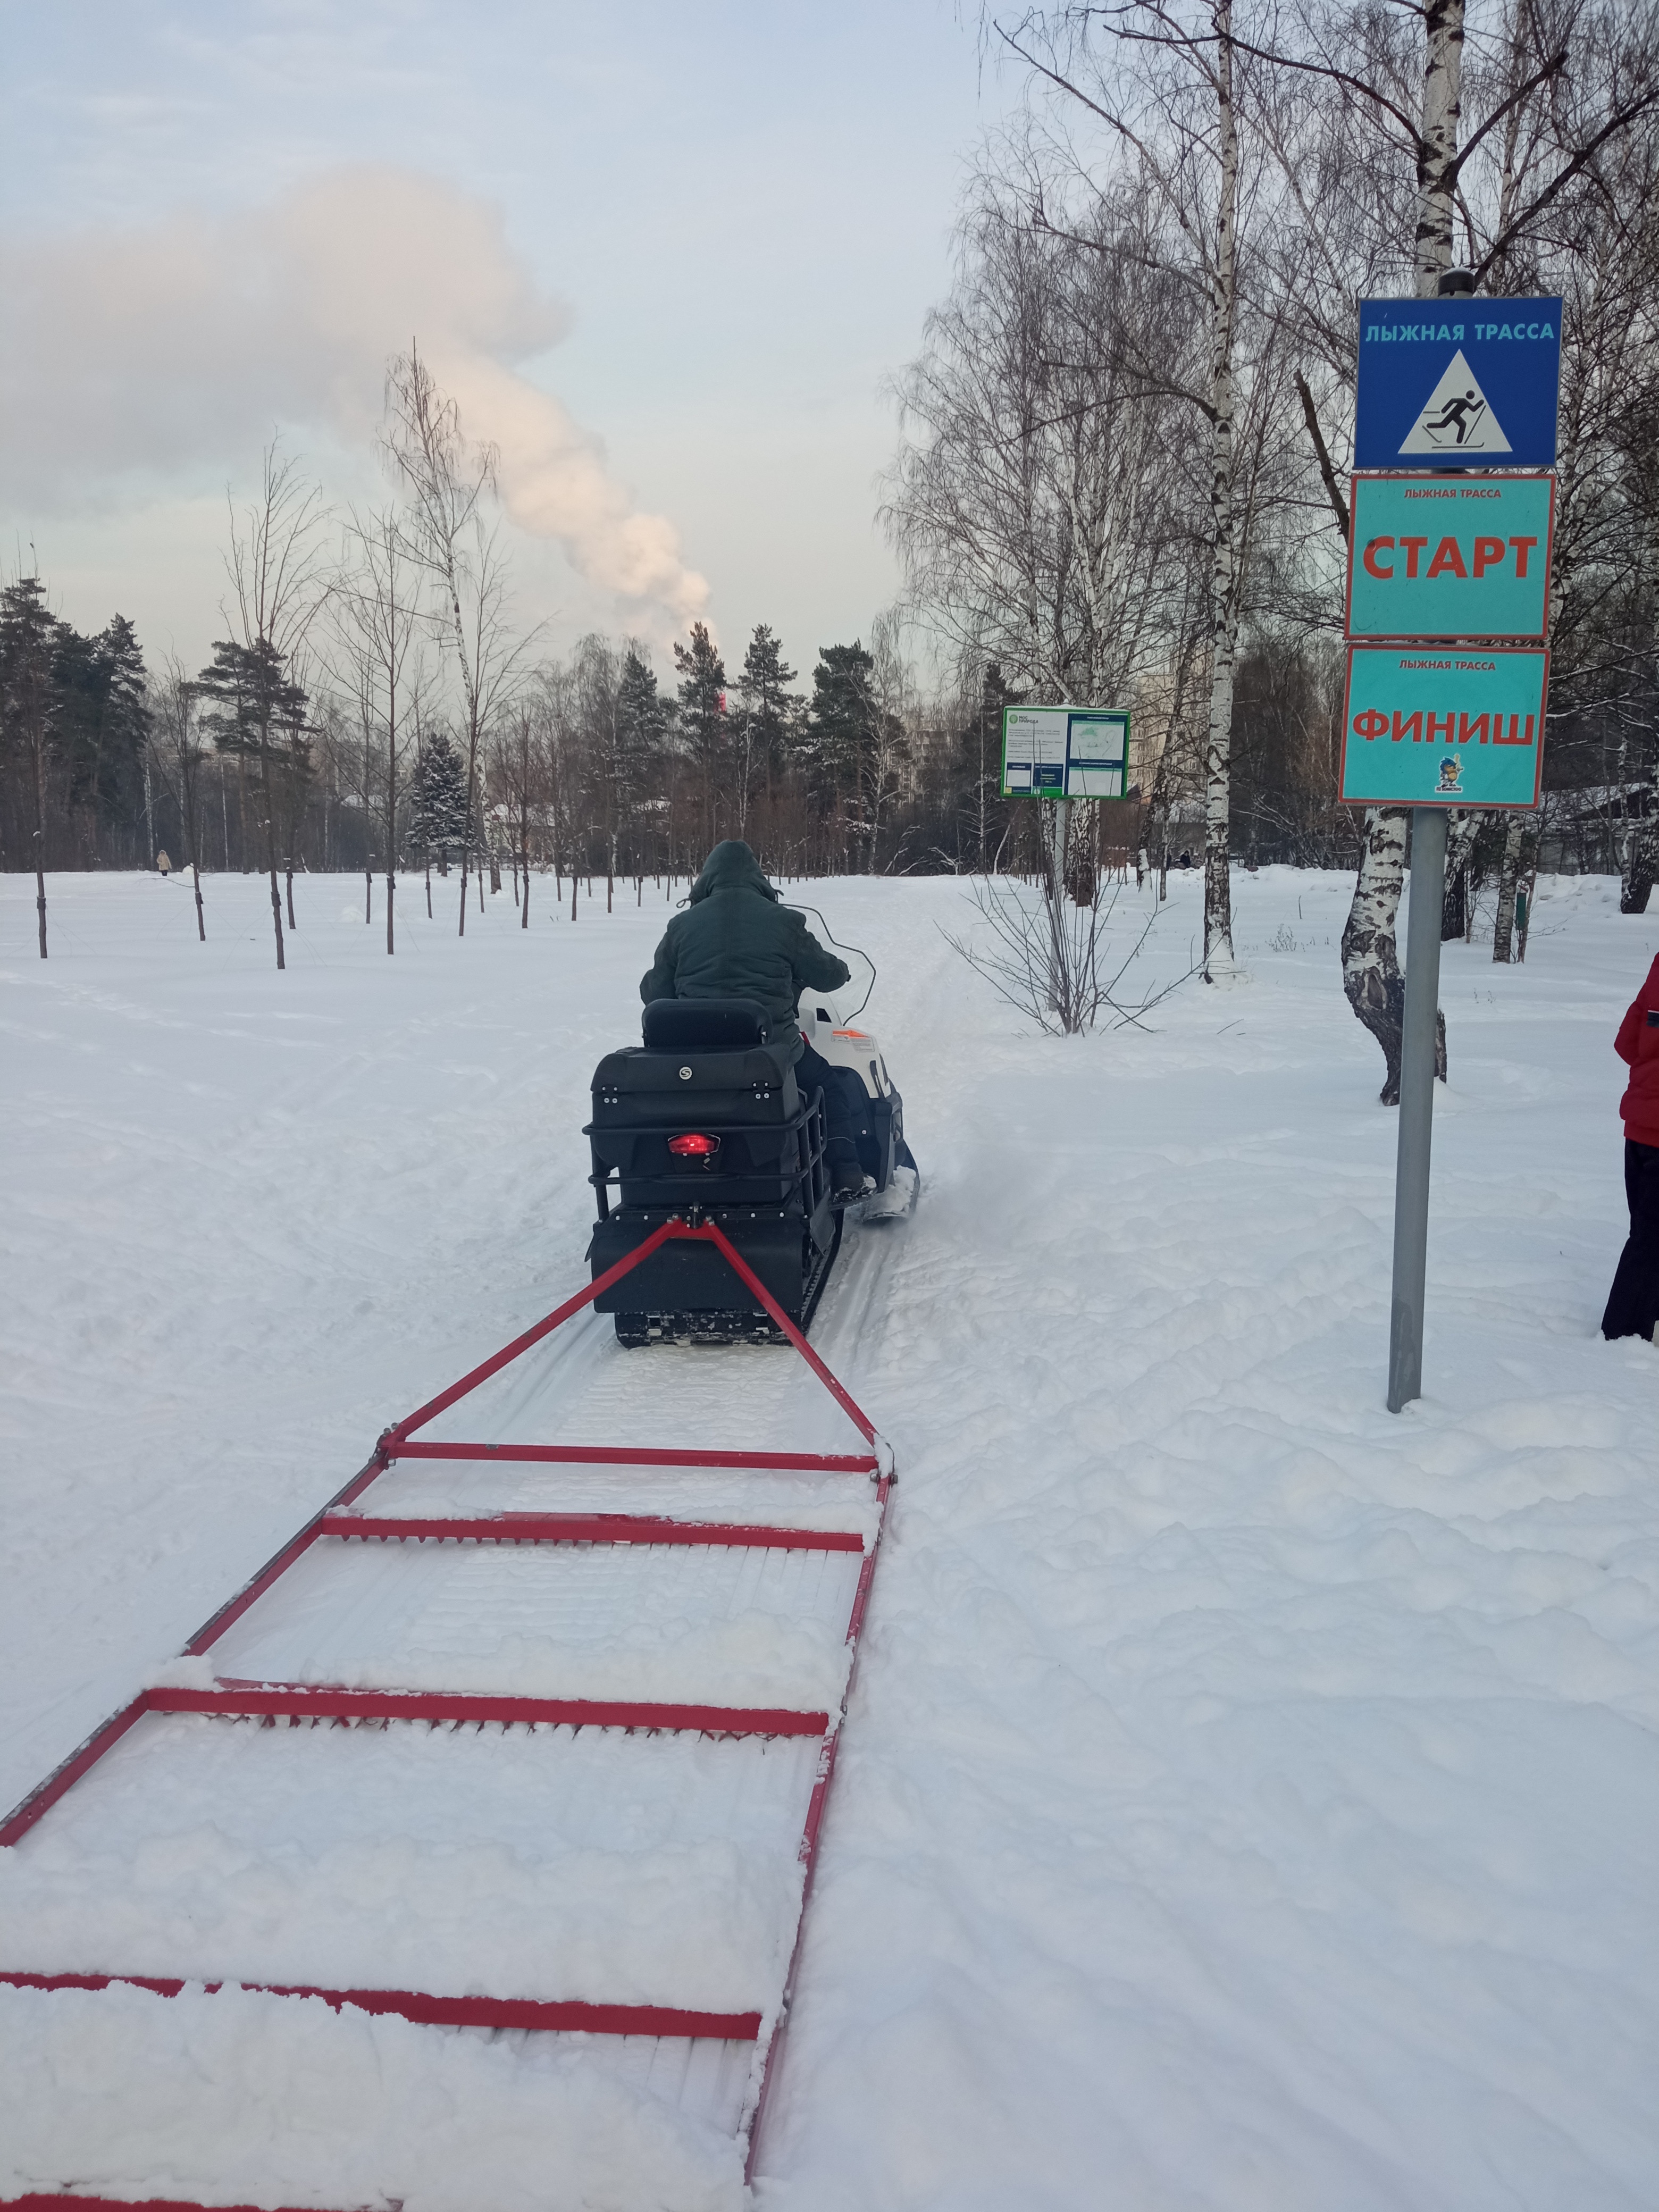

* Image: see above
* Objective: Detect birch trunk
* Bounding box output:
[1440,808,1479,937]
[257,718,286,971]
[1202,0,1242,982]
[1341,0,1462,1094]
[1620,463,1659,912]
[1493,812,1526,958]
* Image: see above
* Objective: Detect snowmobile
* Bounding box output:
[585,984,918,1346]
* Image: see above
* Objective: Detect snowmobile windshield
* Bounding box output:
[786,904,875,1020]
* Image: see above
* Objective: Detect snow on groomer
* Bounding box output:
[640,841,866,1204]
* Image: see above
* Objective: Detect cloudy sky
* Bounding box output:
[1,2,1017,681]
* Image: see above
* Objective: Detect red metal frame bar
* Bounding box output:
[0,1683,828,1849]
[388,1440,878,1471]
[150,1684,828,1735]
[383,1215,885,1465]
[0,1695,152,1848]
[382,1220,684,1445]
[321,1512,865,1552]
[181,1446,389,1658]
[0,1970,760,2041]
[744,1467,893,2182]
[3,2200,350,2211]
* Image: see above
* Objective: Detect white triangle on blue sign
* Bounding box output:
[1398,349,1513,455]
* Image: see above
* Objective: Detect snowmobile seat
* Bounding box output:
[640,995,774,1052]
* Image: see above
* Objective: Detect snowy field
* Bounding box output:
[3,860,1658,2210]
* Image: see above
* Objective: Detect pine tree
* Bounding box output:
[617,645,668,781]
[734,624,798,825]
[807,641,877,849]
[410,728,470,870]
[0,577,61,955]
[673,621,729,846]
[54,615,151,855]
[196,636,312,967]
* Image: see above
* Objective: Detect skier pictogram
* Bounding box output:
[1398,349,1513,457]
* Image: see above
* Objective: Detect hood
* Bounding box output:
[689,840,779,904]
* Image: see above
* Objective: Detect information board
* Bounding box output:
[1346,473,1553,640]
[1339,644,1547,808]
[1355,297,1562,470]
[1001,706,1130,799]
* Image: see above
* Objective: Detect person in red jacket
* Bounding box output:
[1602,952,1659,1341]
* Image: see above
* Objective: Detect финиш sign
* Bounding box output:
[1355,296,1562,470]
[1346,473,1554,640]
[1339,645,1547,809]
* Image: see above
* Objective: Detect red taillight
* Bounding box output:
[667,1132,720,1161]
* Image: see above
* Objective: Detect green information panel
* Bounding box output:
[1001,706,1130,798]
[1340,645,1547,808]
[1345,473,1553,640]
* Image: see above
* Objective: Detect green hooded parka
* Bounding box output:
[640,842,850,1052]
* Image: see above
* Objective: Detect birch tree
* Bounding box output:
[149,655,209,941]
[1261,0,1659,1087]
[997,2,1261,981]
[382,346,531,937]
[216,440,331,971]
[332,507,421,954]
[886,163,1194,720]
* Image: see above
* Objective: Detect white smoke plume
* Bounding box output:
[0,166,709,624]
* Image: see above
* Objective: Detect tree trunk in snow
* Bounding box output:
[1440,810,1478,939]
[1202,0,1242,983]
[1493,812,1526,959]
[1623,823,1656,915]
[1341,0,1462,1092]
[32,720,48,960]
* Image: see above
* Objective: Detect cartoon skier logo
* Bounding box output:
[1436,754,1463,794]
[1398,349,1513,457]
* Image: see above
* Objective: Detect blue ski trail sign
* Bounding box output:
[1355,297,1562,470]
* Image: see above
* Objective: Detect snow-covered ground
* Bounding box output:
[3,861,1657,2210]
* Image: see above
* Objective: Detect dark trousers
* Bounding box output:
[795,1038,858,1166]
[1602,1139,1659,1341]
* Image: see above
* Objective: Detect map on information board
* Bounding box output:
[1001,706,1130,799]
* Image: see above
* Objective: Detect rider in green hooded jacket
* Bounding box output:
[641,841,865,1201]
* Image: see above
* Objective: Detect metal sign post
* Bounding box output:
[1349,275,1560,1413]
[1388,807,1449,1412]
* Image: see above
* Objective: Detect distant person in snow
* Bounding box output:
[1601,951,1659,1343]
[642,840,866,1203]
